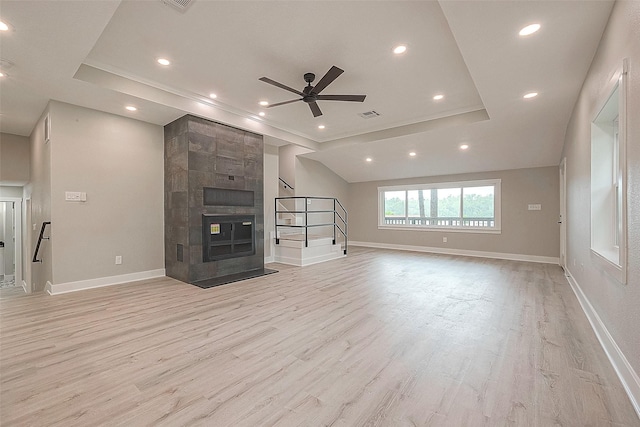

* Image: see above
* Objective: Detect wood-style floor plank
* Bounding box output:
[1,247,638,426]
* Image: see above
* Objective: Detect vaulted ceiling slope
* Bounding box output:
[0,1,613,182]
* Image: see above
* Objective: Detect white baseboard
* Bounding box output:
[46,269,166,295]
[264,255,275,264]
[565,269,640,419]
[349,241,559,265]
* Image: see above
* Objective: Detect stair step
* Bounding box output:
[274,237,346,267]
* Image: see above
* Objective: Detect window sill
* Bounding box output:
[378,225,501,234]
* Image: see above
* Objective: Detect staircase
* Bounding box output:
[274,196,347,267]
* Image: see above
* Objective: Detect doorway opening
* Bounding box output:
[0,198,24,292]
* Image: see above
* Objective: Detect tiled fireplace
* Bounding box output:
[164,115,265,285]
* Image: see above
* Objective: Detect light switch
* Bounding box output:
[65,191,86,202]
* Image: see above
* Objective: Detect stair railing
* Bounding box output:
[275,196,347,254]
[33,221,51,263]
[278,177,294,191]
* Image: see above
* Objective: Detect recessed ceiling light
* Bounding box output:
[0,21,9,31]
[318,125,325,129]
[258,112,265,117]
[523,92,538,99]
[259,101,269,106]
[519,23,541,36]
[460,144,469,150]
[209,93,217,99]
[433,94,444,101]
[409,152,416,157]
[157,58,171,66]
[393,45,407,55]
[125,106,137,111]
[366,157,373,162]
[0,72,5,78]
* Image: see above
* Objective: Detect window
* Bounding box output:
[590,59,628,284]
[378,179,501,233]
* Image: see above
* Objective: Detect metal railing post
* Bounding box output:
[344,207,348,255]
[304,197,308,247]
[333,199,336,245]
[275,198,279,244]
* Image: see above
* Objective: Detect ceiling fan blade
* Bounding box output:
[311,66,344,95]
[316,94,366,102]
[267,99,303,108]
[259,77,305,96]
[309,102,323,117]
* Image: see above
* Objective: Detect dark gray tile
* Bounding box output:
[216,155,244,176]
[189,151,215,173]
[216,139,243,159]
[214,173,245,189]
[189,170,215,189]
[189,225,203,245]
[188,132,216,154]
[188,117,217,138]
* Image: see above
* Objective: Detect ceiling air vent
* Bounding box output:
[359,110,380,119]
[161,0,193,12]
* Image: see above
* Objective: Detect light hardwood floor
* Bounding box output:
[1,247,638,426]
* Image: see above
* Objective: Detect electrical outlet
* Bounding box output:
[443,237,447,243]
[115,256,122,265]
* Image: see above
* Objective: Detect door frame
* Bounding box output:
[559,158,567,270]
[0,197,23,289]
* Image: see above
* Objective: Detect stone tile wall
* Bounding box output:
[164,115,264,283]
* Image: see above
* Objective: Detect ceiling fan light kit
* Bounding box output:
[259,65,366,117]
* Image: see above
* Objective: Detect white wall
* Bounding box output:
[278,144,312,195]
[295,157,349,204]
[48,101,165,286]
[0,186,23,198]
[263,144,279,262]
[561,0,640,412]
[0,133,30,185]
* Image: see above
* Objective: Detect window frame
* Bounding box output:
[378,179,501,234]
[590,59,628,284]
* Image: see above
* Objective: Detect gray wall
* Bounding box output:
[49,101,165,285]
[562,0,640,378]
[23,101,164,291]
[24,105,53,291]
[348,166,559,258]
[0,133,30,185]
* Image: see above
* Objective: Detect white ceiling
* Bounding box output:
[0,0,613,183]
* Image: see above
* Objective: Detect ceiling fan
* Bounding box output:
[259,66,366,118]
